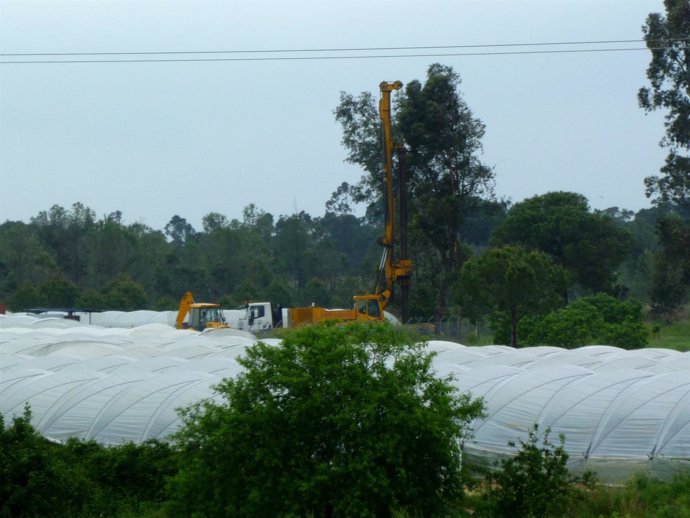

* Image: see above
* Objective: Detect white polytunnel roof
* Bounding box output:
[2,312,690,482]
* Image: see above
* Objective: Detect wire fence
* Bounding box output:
[402,316,492,343]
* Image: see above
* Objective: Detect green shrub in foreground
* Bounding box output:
[167,321,485,518]
[0,406,176,518]
[478,424,596,518]
[0,407,87,517]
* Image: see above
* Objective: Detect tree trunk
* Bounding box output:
[436,279,447,335]
[511,308,518,347]
[435,237,461,334]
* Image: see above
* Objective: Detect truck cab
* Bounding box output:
[234,302,279,332]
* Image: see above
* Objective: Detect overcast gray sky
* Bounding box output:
[0,0,669,231]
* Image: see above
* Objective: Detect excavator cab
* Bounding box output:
[189,305,226,331]
[176,292,229,331]
[353,295,383,320]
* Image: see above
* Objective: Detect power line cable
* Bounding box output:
[0,47,671,65]
[0,38,665,57]
[1,39,685,65]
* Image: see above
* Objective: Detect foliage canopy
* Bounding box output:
[459,245,568,347]
[491,191,633,295]
[479,424,596,518]
[0,202,382,313]
[0,406,174,518]
[639,0,690,206]
[523,293,648,349]
[168,321,484,518]
[636,1,690,316]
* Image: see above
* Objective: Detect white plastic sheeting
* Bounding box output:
[423,341,690,482]
[2,314,690,482]
[0,315,252,445]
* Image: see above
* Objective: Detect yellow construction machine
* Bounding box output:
[362,80,413,320]
[253,80,413,329]
[175,291,229,331]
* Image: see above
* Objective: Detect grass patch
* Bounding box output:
[646,319,690,351]
[568,473,690,518]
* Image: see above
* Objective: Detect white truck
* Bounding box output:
[228,302,286,333]
[226,301,397,334]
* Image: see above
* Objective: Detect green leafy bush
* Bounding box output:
[167,321,485,518]
[0,406,176,518]
[524,293,648,349]
[0,407,87,517]
[59,438,176,516]
[479,424,596,518]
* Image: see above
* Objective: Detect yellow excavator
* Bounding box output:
[175,291,229,331]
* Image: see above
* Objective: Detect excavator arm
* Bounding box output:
[176,291,194,329]
[375,81,413,311]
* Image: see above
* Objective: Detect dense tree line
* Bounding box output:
[0,202,385,314]
[0,191,670,350]
[0,196,665,319]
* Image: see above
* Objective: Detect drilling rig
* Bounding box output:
[228,80,413,331]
